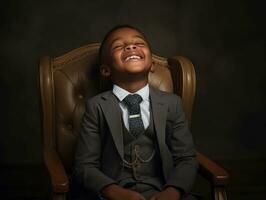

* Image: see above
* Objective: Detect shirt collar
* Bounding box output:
[113,84,150,102]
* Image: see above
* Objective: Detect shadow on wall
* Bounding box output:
[239,79,266,153]
[0,80,9,165]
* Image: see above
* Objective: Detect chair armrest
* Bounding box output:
[44,148,69,193]
[197,151,229,186]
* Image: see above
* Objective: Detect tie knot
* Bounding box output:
[123,94,143,108]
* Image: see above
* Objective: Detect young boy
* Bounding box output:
[73,25,198,200]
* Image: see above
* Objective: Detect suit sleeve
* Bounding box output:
[165,95,198,194]
[74,98,116,194]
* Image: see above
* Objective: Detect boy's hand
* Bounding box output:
[149,187,181,200]
[102,184,146,200]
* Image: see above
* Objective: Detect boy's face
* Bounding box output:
[101,28,152,82]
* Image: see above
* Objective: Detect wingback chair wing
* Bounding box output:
[39,43,229,200]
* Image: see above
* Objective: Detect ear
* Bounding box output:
[100,65,111,77]
[150,61,155,73]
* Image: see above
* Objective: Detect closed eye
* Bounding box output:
[112,45,124,50]
[135,41,146,46]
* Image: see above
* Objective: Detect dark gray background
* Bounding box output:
[0,0,265,199]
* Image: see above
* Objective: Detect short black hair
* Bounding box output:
[98,24,149,65]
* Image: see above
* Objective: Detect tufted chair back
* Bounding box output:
[39,43,196,175]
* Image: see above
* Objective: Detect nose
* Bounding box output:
[125,44,137,51]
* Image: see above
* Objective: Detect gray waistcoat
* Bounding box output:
[117,110,164,191]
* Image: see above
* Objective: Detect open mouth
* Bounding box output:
[125,55,143,62]
[122,52,144,62]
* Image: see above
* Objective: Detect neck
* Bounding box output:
[114,78,148,93]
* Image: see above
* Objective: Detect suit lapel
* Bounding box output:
[149,87,168,151]
[100,91,124,159]
[150,86,172,179]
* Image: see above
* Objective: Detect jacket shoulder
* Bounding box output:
[85,90,112,106]
[152,87,181,102]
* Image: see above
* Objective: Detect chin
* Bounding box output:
[125,60,150,69]
[127,68,150,77]
[127,66,149,73]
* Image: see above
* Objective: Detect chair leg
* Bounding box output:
[212,186,227,200]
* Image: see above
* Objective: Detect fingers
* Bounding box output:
[149,196,157,200]
[129,191,146,200]
[138,193,146,200]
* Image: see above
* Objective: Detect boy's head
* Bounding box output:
[99,25,153,84]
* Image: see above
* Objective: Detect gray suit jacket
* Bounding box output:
[74,86,198,195]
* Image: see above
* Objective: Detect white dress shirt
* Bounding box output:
[112,84,150,131]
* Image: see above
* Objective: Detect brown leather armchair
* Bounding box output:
[39,43,229,200]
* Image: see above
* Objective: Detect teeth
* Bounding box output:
[125,55,141,61]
